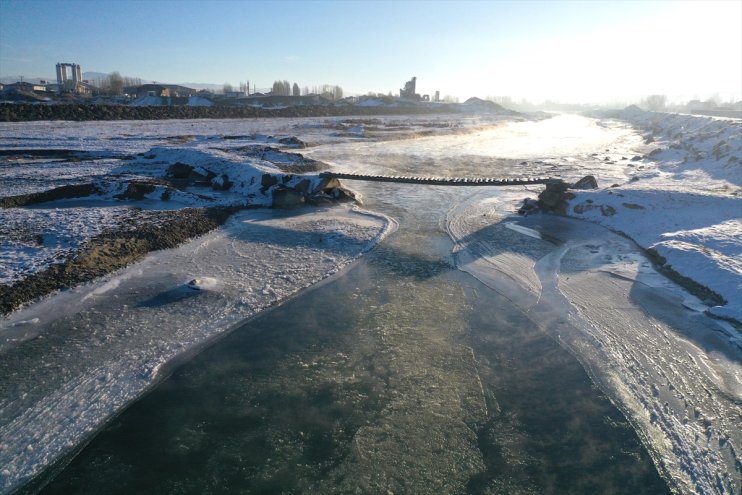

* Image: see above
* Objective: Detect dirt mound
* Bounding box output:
[0,207,237,315]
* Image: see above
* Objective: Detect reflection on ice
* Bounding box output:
[503,221,545,240]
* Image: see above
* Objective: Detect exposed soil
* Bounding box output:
[0,207,238,315]
[0,149,122,160]
[0,184,101,208]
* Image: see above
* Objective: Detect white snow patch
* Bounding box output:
[0,206,392,493]
[570,109,742,322]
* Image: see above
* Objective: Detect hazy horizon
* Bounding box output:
[1,0,740,105]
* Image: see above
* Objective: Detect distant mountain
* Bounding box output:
[177,82,223,91]
[462,97,518,114]
[0,71,247,92]
[0,72,134,85]
[0,75,50,85]
[82,71,112,83]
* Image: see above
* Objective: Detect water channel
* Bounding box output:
[30,115,679,494]
[5,114,738,494]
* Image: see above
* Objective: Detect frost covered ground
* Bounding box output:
[572,108,741,323]
[0,115,511,290]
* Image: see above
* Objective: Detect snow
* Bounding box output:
[570,109,742,322]
[0,206,142,285]
[0,141,337,286]
[0,206,395,493]
[1,112,740,493]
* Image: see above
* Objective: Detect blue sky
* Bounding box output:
[1,0,740,103]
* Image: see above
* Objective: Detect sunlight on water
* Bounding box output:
[34,115,678,494]
[9,114,739,494]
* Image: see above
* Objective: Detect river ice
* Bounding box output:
[448,197,741,494]
[0,206,393,492]
[1,111,740,494]
[309,112,741,493]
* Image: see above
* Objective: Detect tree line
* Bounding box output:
[93,71,346,100]
[271,80,343,100]
[95,72,142,96]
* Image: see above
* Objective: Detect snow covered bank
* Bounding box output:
[0,142,357,301]
[0,206,394,493]
[449,195,742,494]
[0,117,419,492]
[569,109,741,323]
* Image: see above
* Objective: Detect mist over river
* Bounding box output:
[2,114,739,494]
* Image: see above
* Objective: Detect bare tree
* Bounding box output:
[643,94,666,111]
[110,72,124,95]
[95,71,127,95]
[271,80,293,96]
[223,82,233,94]
[292,82,300,97]
[332,85,343,100]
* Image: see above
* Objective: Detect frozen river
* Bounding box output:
[1,114,740,494]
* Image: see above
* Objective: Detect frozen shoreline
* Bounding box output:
[0,206,394,493]
[448,196,742,494]
[1,112,740,493]
[570,108,741,324]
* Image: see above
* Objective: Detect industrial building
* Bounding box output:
[56,63,83,93]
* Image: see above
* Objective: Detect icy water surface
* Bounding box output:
[34,116,675,494]
[39,247,666,494]
[6,115,739,493]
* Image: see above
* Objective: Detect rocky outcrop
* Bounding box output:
[519,176,599,215]
[270,175,359,209]
[0,183,100,208]
[277,136,306,148]
[536,180,574,214]
[272,187,305,208]
[571,175,598,190]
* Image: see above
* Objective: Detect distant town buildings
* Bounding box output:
[5,66,738,116]
[4,81,46,93]
[128,84,198,98]
[399,76,432,102]
[400,76,418,100]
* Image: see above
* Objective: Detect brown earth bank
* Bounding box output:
[0,207,238,316]
[0,184,102,208]
[0,103,456,122]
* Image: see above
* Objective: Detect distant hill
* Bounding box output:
[177,82,224,92]
[0,72,151,85]
[0,69,274,94]
[0,75,50,85]
[461,97,519,115]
